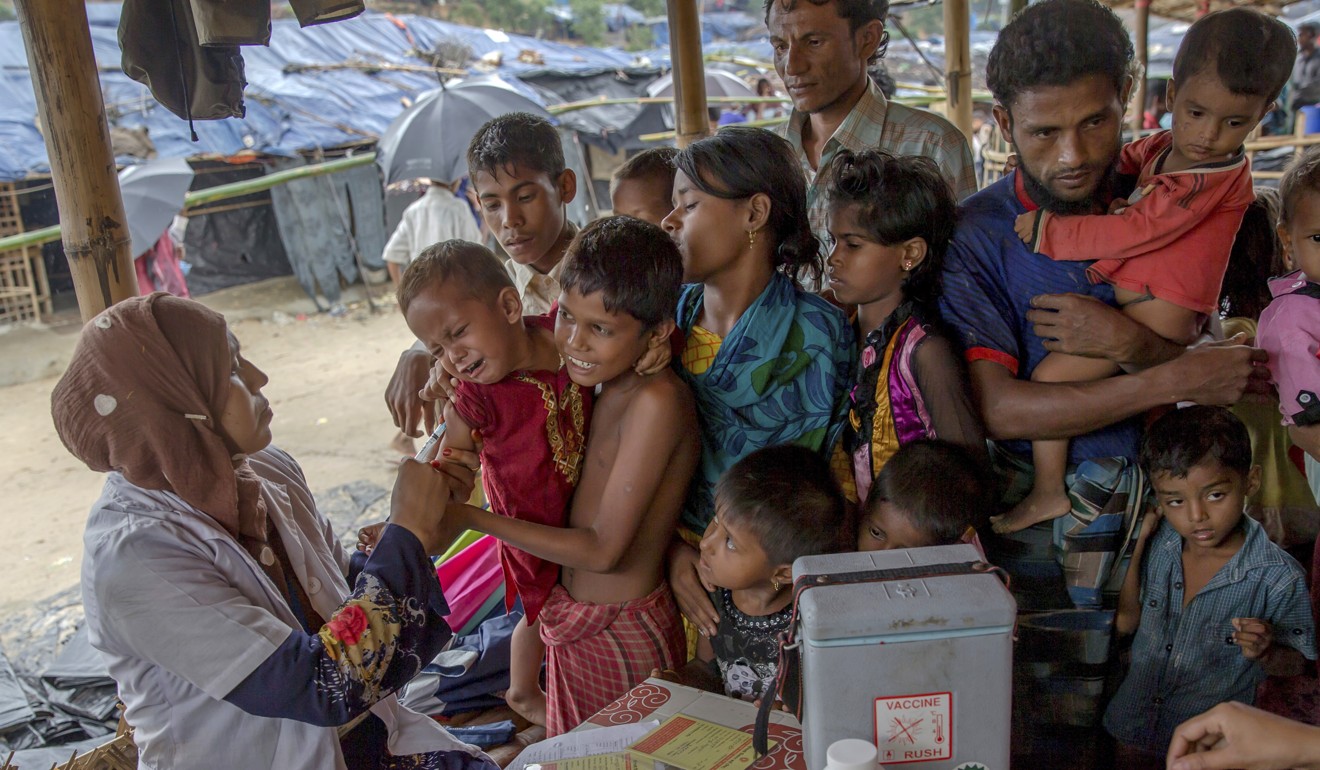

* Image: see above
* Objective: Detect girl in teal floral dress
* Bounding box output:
[660,126,854,639]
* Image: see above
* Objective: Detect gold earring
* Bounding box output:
[770,578,780,591]
[747,229,756,247]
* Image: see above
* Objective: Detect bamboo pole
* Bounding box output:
[1133,0,1150,137]
[943,0,973,141]
[666,0,710,148]
[17,0,136,322]
[0,154,376,255]
[185,154,374,206]
[549,95,785,114]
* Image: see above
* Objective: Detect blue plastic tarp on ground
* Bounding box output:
[0,6,643,182]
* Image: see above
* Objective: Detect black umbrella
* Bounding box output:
[377,77,553,185]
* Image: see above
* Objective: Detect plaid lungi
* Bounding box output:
[994,445,1149,609]
[539,582,686,736]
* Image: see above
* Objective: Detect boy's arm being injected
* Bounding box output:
[452,386,689,574]
[1117,508,1161,636]
[434,402,480,506]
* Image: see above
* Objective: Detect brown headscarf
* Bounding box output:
[51,293,267,543]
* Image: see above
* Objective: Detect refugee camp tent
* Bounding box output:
[0,7,649,182]
[0,6,654,302]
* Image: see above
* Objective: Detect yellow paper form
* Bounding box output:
[628,714,776,770]
[528,752,642,770]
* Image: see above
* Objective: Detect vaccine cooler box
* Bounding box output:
[794,544,1016,769]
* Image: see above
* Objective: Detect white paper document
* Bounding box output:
[509,720,661,770]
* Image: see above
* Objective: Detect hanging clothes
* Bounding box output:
[119,0,365,125]
[120,0,247,123]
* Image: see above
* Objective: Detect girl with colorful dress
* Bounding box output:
[822,148,986,505]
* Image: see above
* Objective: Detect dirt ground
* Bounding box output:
[0,279,419,619]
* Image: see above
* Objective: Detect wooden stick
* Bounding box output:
[283,60,468,77]
[1132,0,1150,137]
[942,0,974,141]
[16,0,135,322]
[184,198,271,218]
[666,0,710,148]
[0,154,377,254]
[549,94,785,114]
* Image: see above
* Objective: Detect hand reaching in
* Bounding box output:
[357,522,387,555]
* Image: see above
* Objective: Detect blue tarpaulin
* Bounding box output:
[647,11,762,47]
[0,5,647,182]
[0,3,837,182]
[602,4,647,32]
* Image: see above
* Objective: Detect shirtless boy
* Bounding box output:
[449,216,699,736]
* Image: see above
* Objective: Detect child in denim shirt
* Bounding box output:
[1104,407,1316,766]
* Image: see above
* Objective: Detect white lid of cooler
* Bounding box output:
[793,545,1016,643]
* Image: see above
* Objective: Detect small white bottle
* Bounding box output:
[824,738,883,770]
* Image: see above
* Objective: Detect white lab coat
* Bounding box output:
[80,447,486,769]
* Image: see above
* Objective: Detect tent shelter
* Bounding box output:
[9,1,659,321]
[1105,0,1299,21]
[3,5,650,317]
[15,0,1296,321]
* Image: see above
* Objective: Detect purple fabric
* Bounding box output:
[848,315,937,503]
[888,320,931,448]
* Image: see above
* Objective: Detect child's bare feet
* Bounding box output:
[505,686,547,727]
[990,487,1071,534]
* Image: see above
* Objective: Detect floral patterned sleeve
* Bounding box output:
[223,524,451,727]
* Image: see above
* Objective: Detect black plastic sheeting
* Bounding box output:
[182,161,293,296]
[0,626,117,758]
[267,157,387,307]
[523,71,666,154]
[40,629,118,725]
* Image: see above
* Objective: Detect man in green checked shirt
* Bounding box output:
[765,0,977,263]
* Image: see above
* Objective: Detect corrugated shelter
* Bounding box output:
[0,5,654,183]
